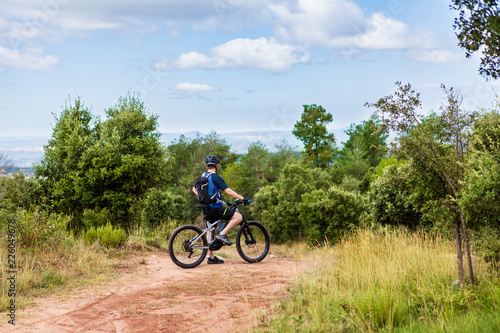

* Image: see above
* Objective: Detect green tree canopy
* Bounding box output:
[35,97,96,220]
[341,114,388,168]
[451,0,500,79]
[35,95,168,231]
[366,82,476,284]
[293,104,336,168]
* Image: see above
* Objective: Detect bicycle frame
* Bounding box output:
[187,205,249,250]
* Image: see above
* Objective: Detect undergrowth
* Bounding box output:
[259,229,500,332]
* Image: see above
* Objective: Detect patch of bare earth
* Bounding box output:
[2,250,306,333]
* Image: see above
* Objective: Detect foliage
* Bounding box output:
[84,223,127,248]
[293,104,336,168]
[0,153,13,174]
[366,81,476,284]
[265,229,500,332]
[337,136,371,180]
[370,162,424,229]
[81,208,111,229]
[80,95,168,230]
[34,97,96,221]
[338,113,388,178]
[0,208,68,248]
[460,108,500,266]
[267,140,299,182]
[0,172,43,213]
[222,140,299,199]
[451,0,500,79]
[251,162,333,243]
[141,187,187,228]
[299,185,368,244]
[35,95,168,231]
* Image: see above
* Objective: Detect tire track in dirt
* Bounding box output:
[2,251,306,333]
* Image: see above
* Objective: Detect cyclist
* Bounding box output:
[192,155,249,264]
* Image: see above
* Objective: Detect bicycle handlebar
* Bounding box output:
[196,198,252,210]
[227,198,252,208]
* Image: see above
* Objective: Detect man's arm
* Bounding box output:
[192,186,198,195]
[223,187,244,200]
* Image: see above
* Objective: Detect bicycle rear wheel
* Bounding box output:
[236,221,270,263]
[168,225,208,268]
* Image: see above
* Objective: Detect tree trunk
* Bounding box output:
[459,210,475,284]
[455,217,464,285]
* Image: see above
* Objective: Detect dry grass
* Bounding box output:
[259,229,500,332]
[0,236,132,311]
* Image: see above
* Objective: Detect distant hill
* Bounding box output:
[0,129,349,167]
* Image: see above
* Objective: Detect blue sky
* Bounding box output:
[1,0,499,140]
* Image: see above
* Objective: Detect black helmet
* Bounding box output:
[205,155,220,167]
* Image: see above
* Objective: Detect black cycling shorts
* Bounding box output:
[206,206,235,222]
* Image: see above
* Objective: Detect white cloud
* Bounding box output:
[172,82,219,93]
[419,83,442,91]
[153,37,310,73]
[406,50,464,63]
[272,0,438,50]
[0,45,58,71]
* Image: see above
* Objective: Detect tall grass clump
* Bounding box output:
[84,223,127,248]
[266,229,500,332]
[0,236,115,312]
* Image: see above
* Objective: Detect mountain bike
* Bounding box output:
[168,199,270,269]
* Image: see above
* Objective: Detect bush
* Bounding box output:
[251,162,333,243]
[84,223,127,248]
[82,208,111,229]
[0,173,44,212]
[370,162,424,229]
[300,185,369,244]
[1,208,68,248]
[473,226,500,270]
[141,188,187,227]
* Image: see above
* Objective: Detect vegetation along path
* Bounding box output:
[2,251,305,333]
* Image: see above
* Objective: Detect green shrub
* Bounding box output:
[370,162,424,229]
[1,208,68,248]
[83,227,99,244]
[141,188,187,227]
[300,185,369,244]
[82,208,110,229]
[251,162,333,243]
[473,226,500,270]
[84,223,127,248]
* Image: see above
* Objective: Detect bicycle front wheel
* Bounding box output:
[168,225,208,269]
[236,221,270,263]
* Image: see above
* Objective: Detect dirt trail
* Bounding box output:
[2,251,306,333]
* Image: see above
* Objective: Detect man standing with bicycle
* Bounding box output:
[192,155,250,264]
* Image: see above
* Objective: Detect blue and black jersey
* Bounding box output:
[198,172,228,208]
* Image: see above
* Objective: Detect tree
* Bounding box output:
[370,160,425,230]
[366,82,476,285]
[79,95,168,230]
[36,95,168,231]
[0,154,13,174]
[337,136,371,180]
[451,0,500,79]
[267,140,299,183]
[293,104,336,168]
[223,141,270,197]
[460,108,500,266]
[342,114,388,168]
[35,97,96,221]
[251,162,332,243]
